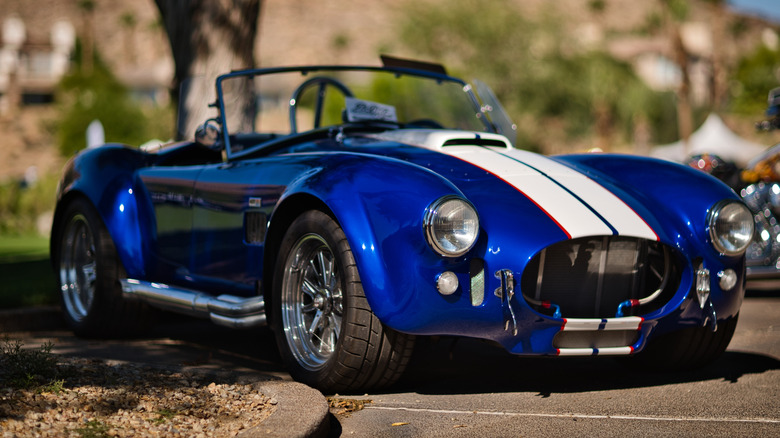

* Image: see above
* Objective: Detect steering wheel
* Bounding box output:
[289,76,354,133]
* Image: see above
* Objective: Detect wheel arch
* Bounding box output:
[50,145,151,278]
[262,192,334,327]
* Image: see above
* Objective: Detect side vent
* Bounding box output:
[245,212,267,244]
[470,258,485,306]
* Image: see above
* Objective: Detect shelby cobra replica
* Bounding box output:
[52,57,753,392]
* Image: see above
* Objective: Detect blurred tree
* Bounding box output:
[397,0,664,153]
[154,0,261,140]
[705,0,728,111]
[119,11,138,64]
[730,44,780,115]
[56,43,145,156]
[77,0,96,75]
[56,41,173,156]
[658,0,694,153]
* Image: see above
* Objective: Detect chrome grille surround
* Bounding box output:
[520,236,680,319]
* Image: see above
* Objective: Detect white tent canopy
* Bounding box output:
[649,113,767,166]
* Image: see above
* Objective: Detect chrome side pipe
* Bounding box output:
[120,279,266,329]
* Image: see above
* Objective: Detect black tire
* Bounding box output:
[54,198,150,337]
[271,210,415,393]
[625,314,739,370]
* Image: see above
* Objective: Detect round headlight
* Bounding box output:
[708,201,754,256]
[424,196,479,257]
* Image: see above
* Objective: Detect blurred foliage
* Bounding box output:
[0,236,57,308]
[0,174,58,237]
[397,0,677,151]
[729,45,780,116]
[0,339,61,389]
[55,40,174,157]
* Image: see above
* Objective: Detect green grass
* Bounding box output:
[0,235,58,308]
[0,235,50,262]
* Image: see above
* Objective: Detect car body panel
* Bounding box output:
[52,64,748,360]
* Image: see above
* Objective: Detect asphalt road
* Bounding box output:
[7,293,778,437]
[333,293,780,437]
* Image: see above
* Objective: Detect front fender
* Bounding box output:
[274,152,467,326]
[53,145,152,278]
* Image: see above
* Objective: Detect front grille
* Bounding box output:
[520,236,679,318]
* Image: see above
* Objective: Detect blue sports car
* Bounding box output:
[52,57,753,392]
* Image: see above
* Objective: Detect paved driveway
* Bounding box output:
[332,295,780,437]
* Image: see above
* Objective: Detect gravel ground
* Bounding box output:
[0,356,275,437]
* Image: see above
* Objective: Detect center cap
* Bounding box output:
[313,293,330,312]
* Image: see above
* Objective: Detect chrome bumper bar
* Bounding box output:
[120,279,266,329]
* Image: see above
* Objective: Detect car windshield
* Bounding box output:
[214,66,493,157]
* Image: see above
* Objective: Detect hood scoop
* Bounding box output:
[370,129,512,151]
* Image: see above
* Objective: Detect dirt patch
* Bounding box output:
[0,356,275,437]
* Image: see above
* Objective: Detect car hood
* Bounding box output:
[360,129,659,243]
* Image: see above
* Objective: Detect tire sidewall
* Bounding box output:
[271,210,358,388]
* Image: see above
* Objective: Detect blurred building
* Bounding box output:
[0,16,74,113]
[0,0,172,116]
[0,0,778,113]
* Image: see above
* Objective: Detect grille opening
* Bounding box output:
[520,236,680,319]
[553,330,640,349]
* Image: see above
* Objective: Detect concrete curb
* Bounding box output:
[242,381,330,438]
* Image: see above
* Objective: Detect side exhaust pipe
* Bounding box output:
[120,279,266,329]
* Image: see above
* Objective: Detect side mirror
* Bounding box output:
[195,120,220,148]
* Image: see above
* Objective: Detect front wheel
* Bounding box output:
[625,315,739,370]
[272,210,414,393]
[54,198,149,337]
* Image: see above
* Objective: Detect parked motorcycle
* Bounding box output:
[688,88,780,283]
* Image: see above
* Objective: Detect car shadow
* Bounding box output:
[130,316,780,397]
[37,315,289,382]
[390,336,780,397]
[39,312,777,396]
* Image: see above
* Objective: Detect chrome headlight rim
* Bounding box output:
[708,200,754,256]
[424,195,480,258]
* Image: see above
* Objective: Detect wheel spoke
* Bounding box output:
[319,324,336,354]
[301,277,318,299]
[82,262,96,287]
[308,309,324,335]
[316,250,329,286]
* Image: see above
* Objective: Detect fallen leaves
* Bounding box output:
[327,397,372,416]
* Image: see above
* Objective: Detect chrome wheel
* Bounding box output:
[280,233,344,371]
[59,213,97,323]
[273,210,414,391]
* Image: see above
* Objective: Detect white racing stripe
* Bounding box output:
[442,145,658,241]
[372,129,658,240]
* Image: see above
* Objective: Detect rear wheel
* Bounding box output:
[626,315,739,370]
[55,198,149,337]
[272,210,414,392]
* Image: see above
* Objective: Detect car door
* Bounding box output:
[137,166,202,284]
[189,159,286,297]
